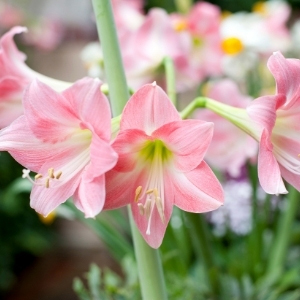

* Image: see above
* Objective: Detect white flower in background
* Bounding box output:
[209,180,253,236]
[220,0,291,81]
[80,42,104,79]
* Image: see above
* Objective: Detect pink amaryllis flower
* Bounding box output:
[0,77,118,217]
[104,82,224,248]
[0,26,69,128]
[247,51,300,194]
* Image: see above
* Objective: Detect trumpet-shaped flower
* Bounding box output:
[105,83,224,248]
[0,26,70,128]
[247,51,300,194]
[0,77,118,217]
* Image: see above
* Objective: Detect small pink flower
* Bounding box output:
[122,8,188,90]
[105,83,224,248]
[196,79,257,177]
[0,78,118,217]
[247,52,300,194]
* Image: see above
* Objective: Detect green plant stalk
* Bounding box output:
[187,213,220,297]
[163,56,177,106]
[92,1,168,299]
[267,186,299,274]
[91,0,129,115]
[129,209,168,300]
[174,0,192,14]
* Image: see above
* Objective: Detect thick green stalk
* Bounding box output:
[187,213,220,298]
[91,1,168,299]
[267,186,299,274]
[163,56,177,106]
[174,0,192,14]
[91,0,129,115]
[129,209,168,300]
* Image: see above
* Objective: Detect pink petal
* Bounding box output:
[62,77,112,141]
[0,26,29,78]
[0,77,24,128]
[279,164,300,192]
[89,134,118,178]
[258,129,287,194]
[268,52,300,109]
[112,129,150,172]
[131,169,174,248]
[30,174,81,216]
[121,83,180,134]
[153,119,213,172]
[73,174,106,218]
[104,170,135,209]
[0,115,89,172]
[247,94,283,134]
[173,161,224,212]
[23,79,80,143]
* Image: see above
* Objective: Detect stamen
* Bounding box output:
[146,189,154,194]
[55,171,62,179]
[35,174,43,180]
[48,168,55,179]
[144,198,152,219]
[22,169,31,179]
[155,195,165,224]
[135,186,143,202]
[138,203,145,215]
[22,169,37,185]
[45,178,50,188]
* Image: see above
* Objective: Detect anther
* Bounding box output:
[35,174,43,180]
[146,189,154,194]
[135,186,143,202]
[55,171,62,180]
[48,168,55,179]
[45,178,50,188]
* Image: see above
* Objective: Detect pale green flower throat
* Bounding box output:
[135,139,173,235]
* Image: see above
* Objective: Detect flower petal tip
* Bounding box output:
[152,81,157,87]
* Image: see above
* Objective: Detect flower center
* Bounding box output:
[135,139,172,235]
[221,37,244,55]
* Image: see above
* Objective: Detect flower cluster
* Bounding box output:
[1,0,300,249]
[0,26,224,248]
[82,0,293,91]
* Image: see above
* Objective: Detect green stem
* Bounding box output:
[180,97,260,140]
[174,0,192,14]
[267,186,299,274]
[91,0,129,115]
[163,56,177,106]
[92,1,167,298]
[128,208,168,300]
[187,213,220,297]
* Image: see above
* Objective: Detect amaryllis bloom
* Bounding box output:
[0,77,118,217]
[196,79,257,177]
[0,26,70,128]
[105,83,224,248]
[247,52,300,194]
[202,52,300,194]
